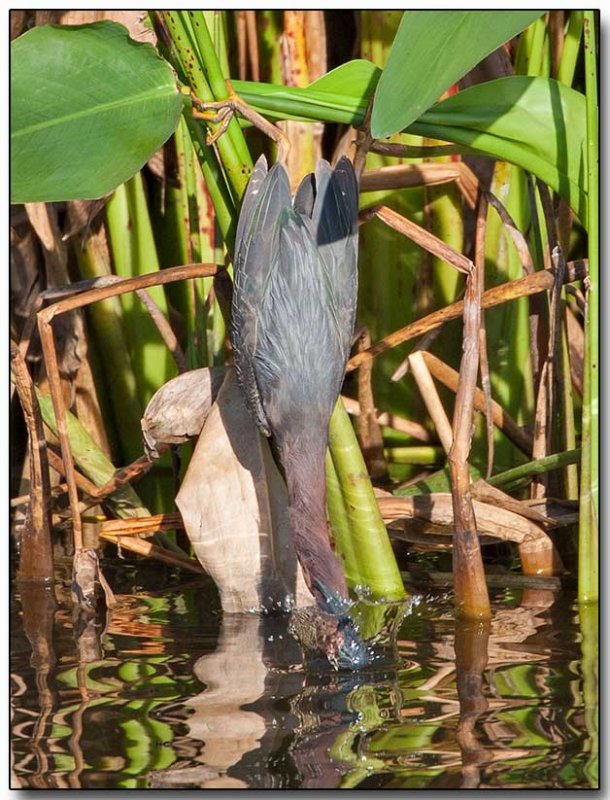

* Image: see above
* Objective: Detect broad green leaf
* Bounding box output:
[370,10,544,138]
[411,76,587,222]
[11,21,184,202]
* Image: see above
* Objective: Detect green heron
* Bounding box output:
[232,156,370,668]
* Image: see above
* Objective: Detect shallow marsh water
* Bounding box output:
[11,557,598,790]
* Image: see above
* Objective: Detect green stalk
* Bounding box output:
[560,318,579,499]
[188,10,252,176]
[578,11,598,604]
[169,11,252,201]
[105,175,176,513]
[105,177,175,408]
[328,401,405,602]
[259,11,283,84]
[488,448,580,490]
[74,234,144,465]
[178,117,210,368]
[185,117,237,246]
[557,11,584,87]
[325,451,360,590]
[515,14,548,76]
[384,446,443,465]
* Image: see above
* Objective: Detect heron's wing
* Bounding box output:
[253,209,344,437]
[293,172,315,218]
[234,154,268,252]
[232,159,291,435]
[310,157,359,363]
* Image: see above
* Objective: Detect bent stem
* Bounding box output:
[449,195,491,621]
[328,400,405,602]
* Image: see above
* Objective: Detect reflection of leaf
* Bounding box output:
[188,615,268,774]
[177,370,314,613]
[494,707,554,749]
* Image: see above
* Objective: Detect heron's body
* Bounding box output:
[231,156,359,610]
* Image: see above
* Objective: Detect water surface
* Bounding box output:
[10,559,598,789]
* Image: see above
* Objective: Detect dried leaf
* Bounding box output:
[176,370,314,613]
[141,367,226,458]
[63,197,109,240]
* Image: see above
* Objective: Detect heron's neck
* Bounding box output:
[280,435,349,602]
[280,437,326,525]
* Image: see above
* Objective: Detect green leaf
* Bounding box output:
[233,59,381,125]
[412,76,587,221]
[11,21,184,202]
[371,10,544,138]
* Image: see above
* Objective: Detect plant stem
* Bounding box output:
[325,451,360,591]
[578,11,598,604]
[74,229,144,465]
[488,448,580,489]
[384,446,443,465]
[557,11,584,87]
[328,400,405,601]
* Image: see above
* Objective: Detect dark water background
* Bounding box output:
[10,556,598,790]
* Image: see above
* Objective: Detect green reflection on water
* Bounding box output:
[10,566,596,790]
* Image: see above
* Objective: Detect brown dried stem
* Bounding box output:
[36,263,217,540]
[356,329,387,479]
[362,162,479,209]
[99,531,203,574]
[340,396,432,442]
[100,512,183,536]
[448,194,490,620]
[10,341,54,581]
[365,205,474,274]
[46,447,100,497]
[475,199,495,478]
[78,449,168,514]
[391,326,444,382]
[38,317,84,548]
[347,259,588,372]
[408,351,453,455]
[485,191,534,272]
[421,352,533,456]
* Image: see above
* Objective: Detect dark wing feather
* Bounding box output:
[293,172,316,218]
[231,158,291,436]
[234,154,268,252]
[309,157,359,365]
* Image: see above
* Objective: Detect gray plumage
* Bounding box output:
[232,155,358,449]
[231,155,359,612]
